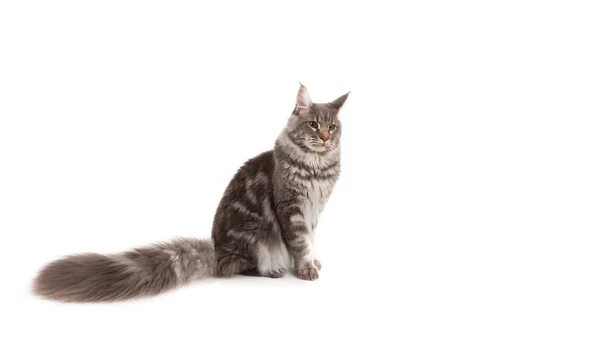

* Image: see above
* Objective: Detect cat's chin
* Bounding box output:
[306,144,332,154]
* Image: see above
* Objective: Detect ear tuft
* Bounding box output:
[294,83,312,114]
[330,91,350,110]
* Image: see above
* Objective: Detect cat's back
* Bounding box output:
[218,150,275,204]
[212,151,275,236]
[231,150,275,187]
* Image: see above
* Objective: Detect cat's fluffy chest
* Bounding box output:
[298,177,337,229]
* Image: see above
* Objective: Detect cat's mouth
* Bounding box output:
[306,141,333,153]
[311,146,328,152]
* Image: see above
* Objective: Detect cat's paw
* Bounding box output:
[264,269,286,278]
[313,259,322,271]
[296,262,319,281]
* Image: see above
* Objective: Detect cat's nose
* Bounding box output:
[319,135,330,142]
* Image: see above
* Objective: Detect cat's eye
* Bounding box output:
[328,124,337,131]
[308,121,318,129]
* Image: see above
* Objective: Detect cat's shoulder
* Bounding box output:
[238,150,275,176]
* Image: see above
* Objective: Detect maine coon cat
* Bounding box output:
[33,84,349,302]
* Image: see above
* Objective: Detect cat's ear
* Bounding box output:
[294,83,312,115]
[330,91,350,111]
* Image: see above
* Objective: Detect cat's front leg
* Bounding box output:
[310,231,321,271]
[296,260,319,280]
[289,232,319,280]
[277,204,319,281]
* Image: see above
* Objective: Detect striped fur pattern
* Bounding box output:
[212,84,348,280]
[33,84,349,301]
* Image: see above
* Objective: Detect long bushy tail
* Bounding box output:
[33,238,215,302]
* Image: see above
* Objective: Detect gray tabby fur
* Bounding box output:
[33,84,349,302]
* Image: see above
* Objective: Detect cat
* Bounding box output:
[33,84,349,302]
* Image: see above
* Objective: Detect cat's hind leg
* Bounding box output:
[254,240,290,278]
[240,267,285,278]
[214,252,253,277]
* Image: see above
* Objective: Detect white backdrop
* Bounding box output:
[1,1,599,338]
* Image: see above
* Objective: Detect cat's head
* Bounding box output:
[285,84,349,153]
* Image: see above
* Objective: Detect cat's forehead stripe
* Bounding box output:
[310,104,337,122]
